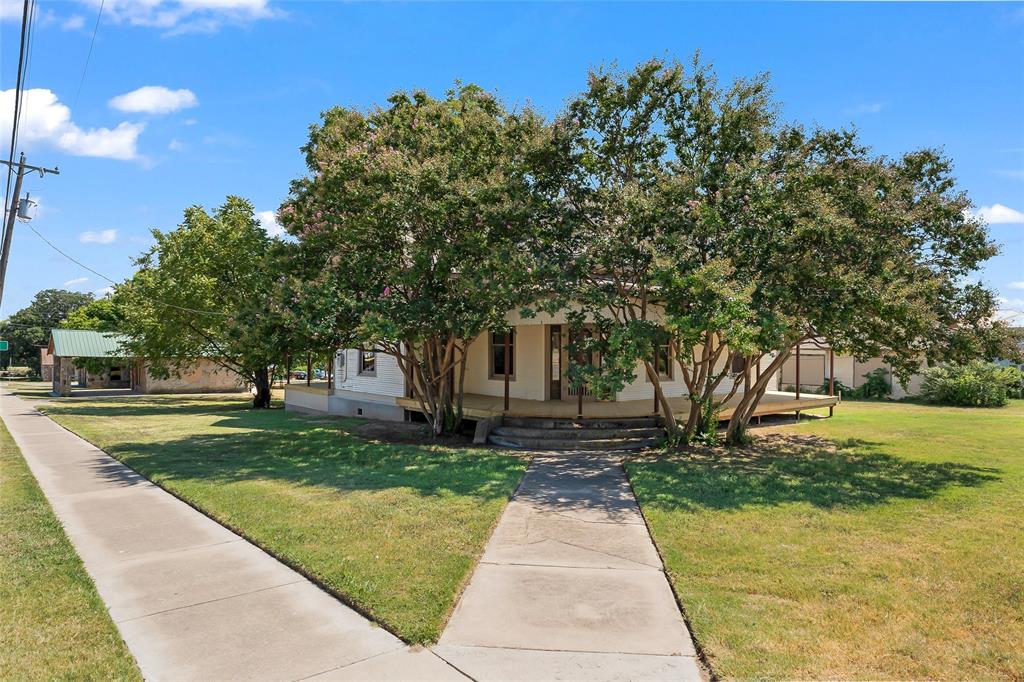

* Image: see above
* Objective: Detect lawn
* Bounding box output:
[626,400,1024,680]
[0,419,141,680]
[36,394,528,643]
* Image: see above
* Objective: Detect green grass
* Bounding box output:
[0,420,141,680]
[626,400,1024,680]
[38,394,527,643]
[2,380,53,401]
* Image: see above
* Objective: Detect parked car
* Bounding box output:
[292,370,307,380]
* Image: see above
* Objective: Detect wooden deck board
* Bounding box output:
[396,391,839,420]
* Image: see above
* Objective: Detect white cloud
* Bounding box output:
[0,0,22,21]
[1009,281,1024,290]
[79,0,279,34]
[183,118,197,125]
[0,88,143,161]
[79,229,118,244]
[63,276,89,287]
[846,102,884,116]
[975,204,1024,225]
[62,14,86,30]
[110,86,198,115]
[168,138,184,151]
[257,210,286,238]
[95,286,115,297]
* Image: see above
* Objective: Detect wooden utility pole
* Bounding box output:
[0,153,59,307]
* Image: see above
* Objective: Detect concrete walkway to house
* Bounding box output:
[0,389,467,682]
[435,454,703,681]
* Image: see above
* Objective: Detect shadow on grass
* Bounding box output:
[43,395,256,418]
[43,400,525,502]
[628,434,1000,512]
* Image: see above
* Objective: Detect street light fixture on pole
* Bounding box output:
[0,152,60,308]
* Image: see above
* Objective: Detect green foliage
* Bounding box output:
[0,289,93,371]
[920,361,1018,407]
[60,297,124,332]
[690,395,721,446]
[848,368,891,400]
[281,84,551,432]
[118,197,294,407]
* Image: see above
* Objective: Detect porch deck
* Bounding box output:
[397,390,839,420]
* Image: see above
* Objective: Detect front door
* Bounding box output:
[560,325,599,402]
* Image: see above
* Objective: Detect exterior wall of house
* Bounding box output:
[318,348,407,420]
[133,360,243,394]
[335,348,406,397]
[463,325,547,401]
[776,346,926,399]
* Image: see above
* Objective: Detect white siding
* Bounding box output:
[334,348,406,399]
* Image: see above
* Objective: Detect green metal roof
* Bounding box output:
[49,329,130,358]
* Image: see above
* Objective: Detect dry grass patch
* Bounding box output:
[627,400,1023,680]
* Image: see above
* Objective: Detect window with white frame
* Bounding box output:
[358,348,377,376]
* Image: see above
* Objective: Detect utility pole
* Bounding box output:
[0,153,60,308]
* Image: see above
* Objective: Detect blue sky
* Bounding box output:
[2,1,1022,321]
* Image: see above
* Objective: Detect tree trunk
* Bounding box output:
[252,366,272,409]
[724,347,793,444]
[643,361,679,438]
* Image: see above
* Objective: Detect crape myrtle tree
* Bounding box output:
[722,133,1000,443]
[555,57,1001,445]
[280,84,552,435]
[118,197,295,408]
[553,58,776,442]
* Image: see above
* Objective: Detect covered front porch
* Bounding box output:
[398,389,840,420]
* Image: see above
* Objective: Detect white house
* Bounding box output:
[284,308,840,427]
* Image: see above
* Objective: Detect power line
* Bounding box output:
[24,223,232,317]
[72,0,105,112]
[2,0,32,245]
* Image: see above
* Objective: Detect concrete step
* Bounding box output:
[491,425,664,440]
[501,416,660,430]
[488,435,661,451]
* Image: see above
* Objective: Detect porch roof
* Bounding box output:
[49,329,130,359]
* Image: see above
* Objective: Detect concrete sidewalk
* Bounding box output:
[0,389,466,682]
[436,454,703,681]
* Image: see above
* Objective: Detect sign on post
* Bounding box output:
[0,340,8,351]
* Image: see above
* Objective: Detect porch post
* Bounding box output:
[795,343,801,400]
[503,331,510,412]
[653,341,659,415]
[829,348,834,396]
[829,347,835,418]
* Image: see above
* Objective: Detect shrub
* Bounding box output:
[839,368,891,400]
[919,361,1014,407]
[994,365,1024,399]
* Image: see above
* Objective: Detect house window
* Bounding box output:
[358,348,377,376]
[654,340,673,379]
[489,331,515,379]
